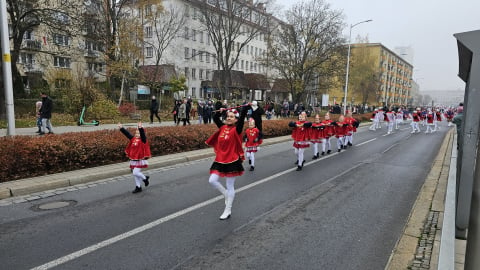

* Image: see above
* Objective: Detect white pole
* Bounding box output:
[0,0,15,136]
[343,19,372,114]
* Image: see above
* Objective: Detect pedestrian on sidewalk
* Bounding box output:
[39,92,54,135]
[149,95,161,124]
[119,122,151,194]
[35,100,43,133]
[206,104,248,220]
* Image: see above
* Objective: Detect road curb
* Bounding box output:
[0,136,292,200]
[385,129,453,269]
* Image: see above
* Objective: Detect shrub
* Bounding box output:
[118,102,137,116]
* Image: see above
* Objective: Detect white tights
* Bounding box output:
[132,168,146,187]
[322,137,331,152]
[313,143,319,155]
[294,148,305,166]
[246,152,255,166]
[209,174,235,199]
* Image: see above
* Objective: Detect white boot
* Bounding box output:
[220,194,234,220]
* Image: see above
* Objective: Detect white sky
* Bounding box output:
[274,0,480,91]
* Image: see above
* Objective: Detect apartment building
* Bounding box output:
[138,0,275,99]
[15,0,106,92]
[363,43,413,107]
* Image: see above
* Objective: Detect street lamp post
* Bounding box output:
[343,19,372,114]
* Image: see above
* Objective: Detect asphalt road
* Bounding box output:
[0,123,449,270]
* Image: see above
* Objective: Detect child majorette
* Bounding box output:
[119,122,151,193]
[344,110,359,147]
[206,105,248,220]
[321,113,334,155]
[243,117,263,171]
[375,108,384,129]
[310,114,324,159]
[425,109,435,133]
[334,115,348,152]
[434,109,442,131]
[446,108,454,126]
[288,111,312,171]
[395,109,404,130]
[385,108,395,134]
[410,110,422,133]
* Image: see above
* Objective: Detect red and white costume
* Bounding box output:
[310,115,324,159]
[243,118,263,171]
[321,117,334,154]
[425,110,434,133]
[120,125,151,192]
[289,113,312,170]
[410,111,421,133]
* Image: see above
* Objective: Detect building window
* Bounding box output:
[145,4,152,16]
[145,26,153,38]
[19,53,34,65]
[206,70,210,80]
[192,29,196,41]
[53,34,69,46]
[53,56,71,68]
[199,51,203,62]
[206,52,210,63]
[184,67,189,78]
[184,47,189,59]
[199,69,204,79]
[88,62,103,72]
[24,30,34,40]
[146,47,153,58]
[192,68,196,79]
[191,49,196,60]
[184,4,190,17]
[199,31,204,43]
[184,27,189,39]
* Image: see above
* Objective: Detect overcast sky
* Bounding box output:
[275,0,480,92]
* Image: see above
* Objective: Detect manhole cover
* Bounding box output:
[32,200,77,211]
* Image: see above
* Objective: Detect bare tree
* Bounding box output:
[348,39,382,106]
[141,5,186,89]
[267,0,345,103]
[197,0,272,99]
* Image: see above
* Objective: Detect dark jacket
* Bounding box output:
[40,96,53,119]
[150,99,159,112]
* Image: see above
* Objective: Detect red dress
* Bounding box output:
[289,120,312,148]
[310,123,324,143]
[121,127,151,169]
[206,109,247,177]
[321,119,334,138]
[244,127,262,153]
[334,121,347,138]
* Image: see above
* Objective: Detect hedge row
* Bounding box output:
[1,114,370,182]
[1,119,292,182]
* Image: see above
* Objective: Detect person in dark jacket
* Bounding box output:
[149,96,161,124]
[39,92,54,135]
[250,100,264,132]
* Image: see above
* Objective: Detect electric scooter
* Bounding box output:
[77,105,100,126]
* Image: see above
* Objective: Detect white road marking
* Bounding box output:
[355,138,376,146]
[30,153,339,270]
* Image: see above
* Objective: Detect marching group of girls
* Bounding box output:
[368,106,456,134]
[117,102,361,220]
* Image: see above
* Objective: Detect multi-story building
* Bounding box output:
[137,0,276,100]
[329,43,413,108]
[14,0,106,92]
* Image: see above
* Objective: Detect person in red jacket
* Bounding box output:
[243,117,263,171]
[310,114,324,159]
[119,122,151,193]
[344,110,359,146]
[334,115,348,152]
[321,112,335,155]
[206,104,248,220]
[289,111,312,171]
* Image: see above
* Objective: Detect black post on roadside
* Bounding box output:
[454,29,480,270]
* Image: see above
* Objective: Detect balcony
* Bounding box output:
[84,49,100,58]
[23,63,43,74]
[21,40,42,50]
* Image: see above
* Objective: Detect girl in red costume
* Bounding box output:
[334,115,348,152]
[344,110,359,146]
[119,122,151,193]
[289,111,312,171]
[243,118,263,171]
[321,113,335,155]
[206,104,248,220]
[310,114,324,159]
